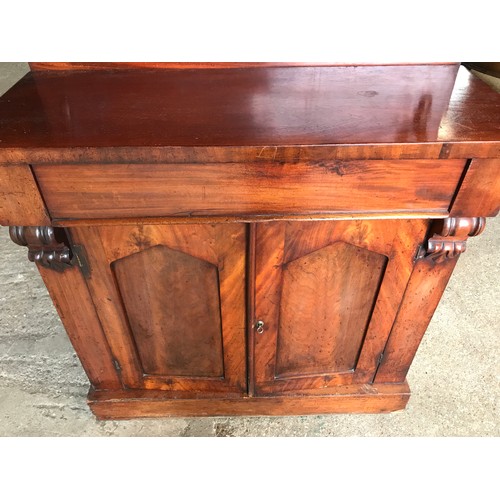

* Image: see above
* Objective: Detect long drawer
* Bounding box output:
[33,160,466,219]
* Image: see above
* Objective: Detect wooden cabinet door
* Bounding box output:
[70,224,247,395]
[253,220,428,395]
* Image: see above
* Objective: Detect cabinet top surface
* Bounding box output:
[0,64,499,151]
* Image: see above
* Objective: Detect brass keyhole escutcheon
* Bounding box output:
[255,320,265,334]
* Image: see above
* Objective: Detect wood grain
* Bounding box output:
[46,211,454,228]
[88,381,411,419]
[213,223,248,393]
[375,216,487,382]
[71,223,247,394]
[374,257,458,383]
[36,264,121,390]
[276,242,387,377]
[3,142,500,166]
[113,245,224,377]
[33,160,466,219]
[254,222,286,391]
[437,67,500,144]
[1,62,498,419]
[70,226,144,388]
[0,66,499,165]
[0,65,460,149]
[450,159,500,217]
[247,224,257,396]
[0,164,50,226]
[253,219,428,395]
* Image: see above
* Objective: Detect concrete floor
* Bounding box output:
[0,63,498,436]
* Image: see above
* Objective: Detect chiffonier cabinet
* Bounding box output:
[0,62,498,419]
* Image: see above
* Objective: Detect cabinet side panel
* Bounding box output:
[374,257,458,383]
[0,164,50,226]
[36,264,122,390]
[450,158,500,217]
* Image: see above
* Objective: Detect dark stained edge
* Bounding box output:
[447,158,473,214]
[439,143,453,159]
[354,254,390,373]
[28,162,52,222]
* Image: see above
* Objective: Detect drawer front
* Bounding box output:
[33,160,466,220]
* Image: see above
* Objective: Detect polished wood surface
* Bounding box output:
[1,65,498,165]
[437,68,500,143]
[32,160,466,219]
[1,64,481,151]
[1,63,499,419]
[71,223,247,394]
[253,219,428,395]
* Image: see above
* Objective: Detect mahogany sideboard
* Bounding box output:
[0,63,499,419]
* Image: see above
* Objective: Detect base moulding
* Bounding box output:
[88,381,410,420]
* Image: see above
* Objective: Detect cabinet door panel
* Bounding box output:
[253,220,427,395]
[71,224,247,395]
[113,245,224,378]
[276,242,387,377]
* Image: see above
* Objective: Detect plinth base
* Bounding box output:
[88,382,410,420]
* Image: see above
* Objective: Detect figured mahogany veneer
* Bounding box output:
[0,63,499,419]
[32,160,466,220]
[113,245,225,378]
[276,242,386,376]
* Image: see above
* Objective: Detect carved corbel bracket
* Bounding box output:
[9,226,73,272]
[423,217,486,263]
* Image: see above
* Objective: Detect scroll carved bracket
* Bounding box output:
[421,217,486,263]
[9,226,74,272]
